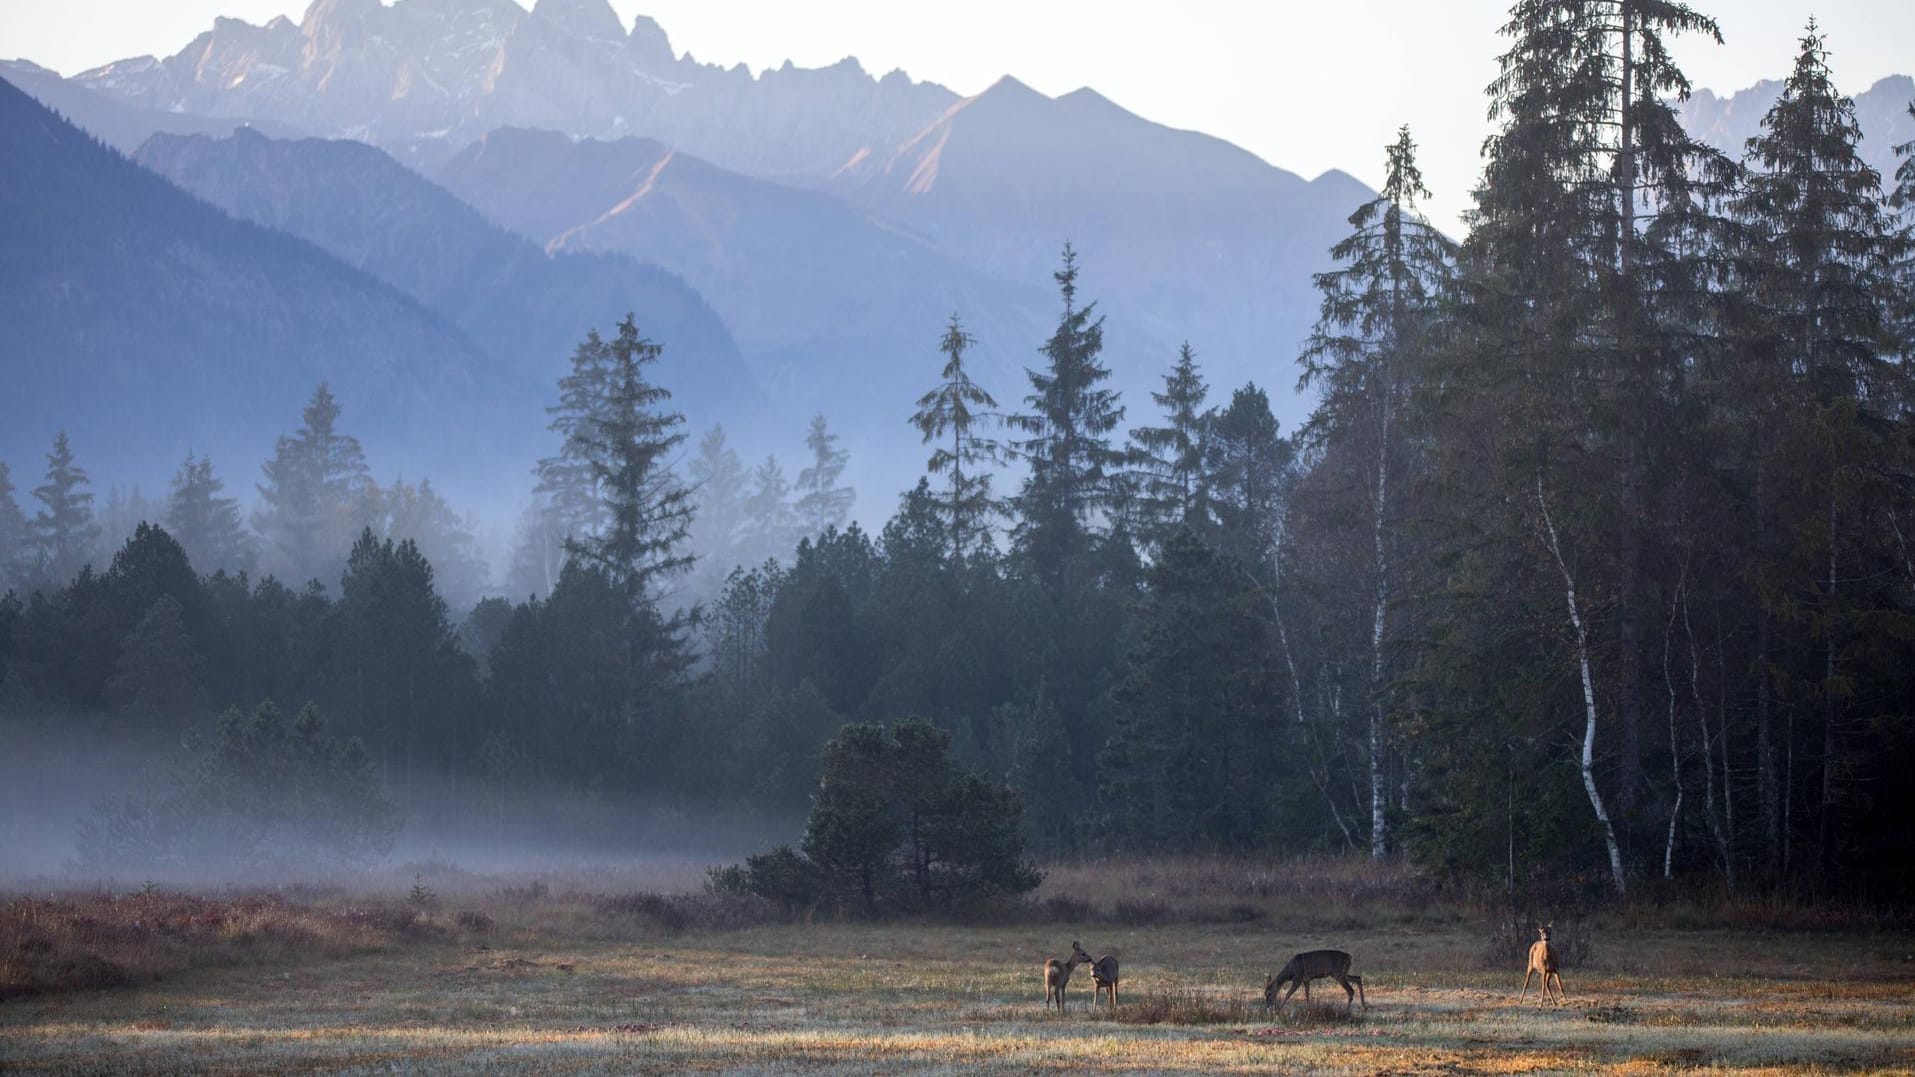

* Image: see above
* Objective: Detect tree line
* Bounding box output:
[2,4,1913,899]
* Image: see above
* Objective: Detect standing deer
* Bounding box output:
[1518,923,1566,1005]
[1043,941,1092,1013]
[1263,950,1367,1014]
[1090,953,1120,1007]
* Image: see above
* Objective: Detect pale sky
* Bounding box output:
[4,0,1912,232]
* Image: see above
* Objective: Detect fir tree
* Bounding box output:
[795,414,855,538]
[1731,23,1906,879]
[910,314,1002,560]
[536,328,616,546]
[689,424,751,577]
[379,477,488,614]
[1128,341,1213,547]
[1299,126,1455,858]
[254,384,372,586]
[562,315,695,610]
[1010,243,1128,587]
[105,594,203,719]
[742,455,799,565]
[165,453,253,576]
[31,431,100,587]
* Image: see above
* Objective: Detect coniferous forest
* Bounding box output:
[6,9,1915,907]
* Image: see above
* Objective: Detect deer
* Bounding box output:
[1090,952,1120,1007]
[1263,949,1366,1015]
[1043,941,1093,1013]
[1518,923,1566,1006]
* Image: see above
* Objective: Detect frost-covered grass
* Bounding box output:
[3,864,1913,1074]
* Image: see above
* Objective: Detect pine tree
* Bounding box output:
[105,594,203,719]
[1731,23,1905,880]
[379,477,488,614]
[911,314,1002,560]
[254,384,372,586]
[689,424,751,578]
[330,529,475,793]
[741,455,799,565]
[31,431,101,587]
[0,461,34,593]
[1010,243,1128,587]
[166,453,253,576]
[97,486,156,559]
[1203,385,1291,575]
[795,414,855,538]
[1300,126,1455,859]
[1129,341,1212,547]
[536,328,616,546]
[1429,0,1734,893]
[562,315,695,610]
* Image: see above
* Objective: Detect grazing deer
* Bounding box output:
[1518,923,1566,1005]
[1263,949,1367,1015]
[1090,953,1120,1007]
[1043,941,1093,1013]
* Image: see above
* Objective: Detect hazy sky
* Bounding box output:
[5,0,1912,231]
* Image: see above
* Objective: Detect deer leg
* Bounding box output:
[1519,967,1534,1002]
[1281,981,1302,1013]
[1549,971,1566,1004]
[1349,973,1367,1011]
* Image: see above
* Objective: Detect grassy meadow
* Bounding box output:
[4,858,1914,1074]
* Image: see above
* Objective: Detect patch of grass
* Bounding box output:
[0,891,439,1000]
[1105,987,1258,1024]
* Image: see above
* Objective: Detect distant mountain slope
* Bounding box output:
[1681,74,1914,184]
[0,74,526,513]
[0,58,304,152]
[434,126,1052,426]
[71,0,956,178]
[133,127,761,432]
[832,77,1374,423]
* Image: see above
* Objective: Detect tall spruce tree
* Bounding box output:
[1129,342,1212,547]
[795,414,855,538]
[1430,0,1732,893]
[31,431,100,587]
[1731,23,1906,881]
[379,478,488,614]
[911,315,1002,560]
[165,453,253,576]
[537,327,616,546]
[1010,243,1128,587]
[742,455,799,565]
[563,315,695,609]
[254,384,372,586]
[689,424,752,579]
[1300,126,1455,858]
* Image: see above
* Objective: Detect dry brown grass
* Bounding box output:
[4,859,1915,1074]
[0,890,439,1000]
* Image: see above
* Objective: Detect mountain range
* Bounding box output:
[0,75,525,515]
[4,0,1911,544]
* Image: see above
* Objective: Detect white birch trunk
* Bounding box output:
[1369,399,1392,859]
[1535,473,1628,894]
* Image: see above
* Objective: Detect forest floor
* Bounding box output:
[3,861,1914,1074]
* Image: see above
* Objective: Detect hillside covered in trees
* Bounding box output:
[3,5,1915,904]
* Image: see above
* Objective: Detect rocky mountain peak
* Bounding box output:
[531,0,624,42]
[626,14,674,68]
